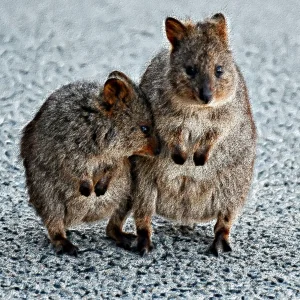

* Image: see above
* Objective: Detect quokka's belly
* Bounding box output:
[155,168,220,225]
[153,152,251,224]
[64,166,131,227]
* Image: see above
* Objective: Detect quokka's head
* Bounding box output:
[165,13,237,107]
[99,71,160,157]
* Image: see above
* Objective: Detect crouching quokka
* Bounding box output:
[20,71,160,256]
[108,13,256,256]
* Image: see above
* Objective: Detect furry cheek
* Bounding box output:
[213,78,235,104]
[177,87,198,102]
[132,136,160,157]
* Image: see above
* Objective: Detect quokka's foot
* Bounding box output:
[55,238,79,257]
[137,230,154,256]
[221,239,232,252]
[137,241,154,257]
[106,223,136,250]
[208,243,219,257]
[116,232,137,250]
[208,236,232,257]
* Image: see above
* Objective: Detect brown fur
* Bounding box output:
[108,14,256,256]
[20,71,160,256]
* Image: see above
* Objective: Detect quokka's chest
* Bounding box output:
[156,114,223,171]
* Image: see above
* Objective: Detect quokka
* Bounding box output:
[21,71,160,256]
[108,13,256,256]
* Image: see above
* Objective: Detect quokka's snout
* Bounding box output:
[199,78,213,104]
[133,134,161,157]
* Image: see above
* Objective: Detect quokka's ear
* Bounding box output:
[165,17,187,49]
[102,78,132,113]
[108,70,133,84]
[211,13,228,43]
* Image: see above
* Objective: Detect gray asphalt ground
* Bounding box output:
[0,0,299,299]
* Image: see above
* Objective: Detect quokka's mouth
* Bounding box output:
[133,145,160,157]
[193,96,215,107]
[171,94,216,109]
[198,98,213,105]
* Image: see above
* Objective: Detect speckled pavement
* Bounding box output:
[0,0,299,299]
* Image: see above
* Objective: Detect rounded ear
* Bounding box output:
[102,78,131,113]
[165,17,187,49]
[108,70,132,83]
[211,13,228,42]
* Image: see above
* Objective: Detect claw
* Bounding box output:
[56,239,79,257]
[222,239,232,252]
[137,239,153,256]
[209,244,219,257]
[116,233,137,250]
[140,248,148,257]
[138,244,154,257]
[209,236,232,257]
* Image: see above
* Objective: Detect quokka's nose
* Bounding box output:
[154,146,161,156]
[199,87,213,104]
[154,139,161,156]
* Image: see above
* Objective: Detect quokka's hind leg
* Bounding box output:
[209,212,234,257]
[106,197,136,250]
[46,218,79,256]
[135,214,153,256]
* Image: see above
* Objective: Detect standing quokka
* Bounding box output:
[20,71,160,256]
[108,13,256,256]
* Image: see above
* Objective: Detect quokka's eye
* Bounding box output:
[215,65,224,78]
[185,66,198,78]
[140,125,150,135]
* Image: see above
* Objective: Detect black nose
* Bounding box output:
[199,87,213,104]
[153,136,161,156]
[154,145,161,156]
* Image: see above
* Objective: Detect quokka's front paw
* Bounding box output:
[193,145,210,166]
[94,174,113,196]
[193,152,207,166]
[171,145,188,165]
[94,180,108,196]
[79,180,93,197]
